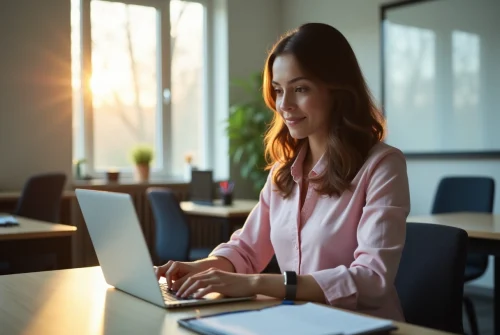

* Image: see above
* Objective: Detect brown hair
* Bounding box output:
[263,23,385,198]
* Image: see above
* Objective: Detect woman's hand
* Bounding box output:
[154,261,207,289]
[175,268,259,299]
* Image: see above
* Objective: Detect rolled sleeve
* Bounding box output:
[311,151,410,309]
[209,170,275,274]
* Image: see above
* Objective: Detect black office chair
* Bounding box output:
[1,173,67,275]
[14,172,67,223]
[432,176,495,335]
[395,222,468,334]
[262,255,281,274]
[146,188,211,263]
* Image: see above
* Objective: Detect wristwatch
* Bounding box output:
[283,271,297,301]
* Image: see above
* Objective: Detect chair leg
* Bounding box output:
[463,296,480,335]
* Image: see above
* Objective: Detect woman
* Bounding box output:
[155,22,410,321]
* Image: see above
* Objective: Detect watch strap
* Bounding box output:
[283,271,297,301]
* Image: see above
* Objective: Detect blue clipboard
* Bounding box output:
[177,300,397,335]
[177,301,295,335]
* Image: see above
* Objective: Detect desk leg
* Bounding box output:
[495,256,499,335]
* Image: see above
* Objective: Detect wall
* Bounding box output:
[226,0,283,199]
[0,0,73,191]
[282,0,496,289]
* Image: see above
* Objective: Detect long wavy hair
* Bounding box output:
[263,23,385,198]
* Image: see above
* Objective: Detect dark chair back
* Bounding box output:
[146,188,190,262]
[15,173,66,223]
[395,222,467,334]
[432,176,494,278]
[432,176,494,214]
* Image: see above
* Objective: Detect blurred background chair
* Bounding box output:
[1,172,66,275]
[432,176,494,335]
[147,188,211,263]
[14,172,67,223]
[395,222,468,334]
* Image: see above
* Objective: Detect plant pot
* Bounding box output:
[106,171,120,183]
[135,163,150,182]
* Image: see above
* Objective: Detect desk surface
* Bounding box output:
[0,267,453,335]
[408,212,500,241]
[0,190,75,201]
[180,199,258,218]
[0,215,76,241]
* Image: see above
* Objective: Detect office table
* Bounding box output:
[408,212,500,335]
[0,266,455,335]
[180,199,258,242]
[0,215,76,272]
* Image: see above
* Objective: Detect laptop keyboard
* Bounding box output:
[159,283,202,302]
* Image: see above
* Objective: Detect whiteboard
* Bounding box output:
[381,0,500,156]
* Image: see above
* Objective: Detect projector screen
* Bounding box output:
[381,0,500,156]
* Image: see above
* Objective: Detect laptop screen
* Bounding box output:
[190,170,213,204]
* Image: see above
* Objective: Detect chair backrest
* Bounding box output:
[146,188,190,262]
[432,176,494,273]
[432,176,495,214]
[14,173,66,223]
[395,222,468,334]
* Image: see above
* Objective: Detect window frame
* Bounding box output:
[75,0,212,179]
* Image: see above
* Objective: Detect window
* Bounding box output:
[452,30,480,112]
[72,0,211,178]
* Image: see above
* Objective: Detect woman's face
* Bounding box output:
[272,54,332,141]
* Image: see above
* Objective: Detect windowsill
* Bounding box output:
[72,176,189,187]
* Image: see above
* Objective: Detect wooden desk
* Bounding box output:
[408,212,500,241]
[0,190,75,202]
[180,199,258,218]
[408,212,500,335]
[180,200,258,242]
[0,215,76,272]
[0,267,453,335]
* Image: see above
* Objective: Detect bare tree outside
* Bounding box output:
[72,0,205,175]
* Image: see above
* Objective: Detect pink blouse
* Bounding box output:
[210,142,410,321]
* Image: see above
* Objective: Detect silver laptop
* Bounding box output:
[75,188,254,308]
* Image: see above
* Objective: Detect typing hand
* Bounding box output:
[175,269,258,299]
[154,261,205,289]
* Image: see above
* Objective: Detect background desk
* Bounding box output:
[408,212,500,335]
[0,267,454,335]
[180,199,258,243]
[0,215,76,272]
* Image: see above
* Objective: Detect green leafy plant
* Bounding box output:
[130,145,154,165]
[226,72,273,194]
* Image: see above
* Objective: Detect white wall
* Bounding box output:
[226,0,282,198]
[282,0,496,289]
[0,0,73,191]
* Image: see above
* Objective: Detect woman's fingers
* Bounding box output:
[164,261,188,288]
[176,269,216,297]
[154,260,173,280]
[181,279,219,298]
[193,284,221,299]
[170,274,191,291]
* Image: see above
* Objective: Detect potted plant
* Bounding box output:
[184,152,194,181]
[131,145,154,182]
[226,72,273,196]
